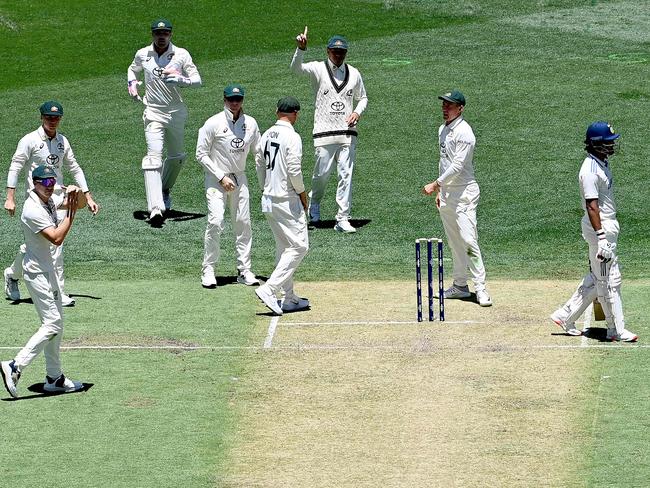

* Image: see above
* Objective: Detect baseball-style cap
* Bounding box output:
[32,165,57,180]
[586,121,620,141]
[151,18,172,31]
[40,101,63,116]
[224,84,245,98]
[438,90,466,106]
[277,96,301,113]
[327,35,349,50]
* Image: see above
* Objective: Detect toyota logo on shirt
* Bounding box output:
[331,101,345,111]
[46,154,60,165]
[230,138,244,149]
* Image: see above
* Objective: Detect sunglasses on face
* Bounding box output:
[35,178,57,188]
[226,96,244,103]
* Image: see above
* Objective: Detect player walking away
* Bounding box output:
[4,101,100,307]
[127,18,202,227]
[550,122,638,341]
[422,90,492,307]
[291,28,368,233]
[1,165,88,398]
[254,97,310,315]
[196,84,261,288]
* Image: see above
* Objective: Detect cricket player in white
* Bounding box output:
[254,97,310,315]
[127,18,202,226]
[1,165,87,398]
[550,122,638,341]
[4,101,99,307]
[196,84,261,288]
[291,29,368,233]
[423,90,492,307]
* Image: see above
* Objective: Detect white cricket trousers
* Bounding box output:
[263,196,309,298]
[7,241,66,296]
[309,139,356,222]
[438,182,487,291]
[14,271,64,378]
[203,173,253,273]
[557,219,625,333]
[142,105,188,212]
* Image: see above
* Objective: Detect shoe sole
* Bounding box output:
[444,293,471,299]
[237,278,259,286]
[333,225,356,233]
[478,301,493,307]
[44,384,84,393]
[4,271,20,301]
[0,363,18,398]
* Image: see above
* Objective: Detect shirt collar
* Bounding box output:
[149,42,175,59]
[588,153,608,168]
[445,116,464,130]
[327,58,345,74]
[275,120,294,129]
[37,125,59,141]
[224,106,244,123]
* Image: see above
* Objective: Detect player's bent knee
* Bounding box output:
[166,152,187,163]
[142,155,163,170]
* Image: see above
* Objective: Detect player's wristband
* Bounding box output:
[596,229,606,240]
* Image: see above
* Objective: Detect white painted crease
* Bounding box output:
[263,315,280,349]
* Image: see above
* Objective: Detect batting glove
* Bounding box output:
[163,74,191,87]
[128,80,142,102]
[596,230,616,263]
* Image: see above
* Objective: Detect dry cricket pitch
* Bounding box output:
[220,280,644,487]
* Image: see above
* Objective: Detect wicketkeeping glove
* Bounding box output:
[163,74,191,87]
[596,231,616,263]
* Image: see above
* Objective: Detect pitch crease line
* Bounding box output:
[582,303,593,348]
[283,320,483,326]
[264,315,280,349]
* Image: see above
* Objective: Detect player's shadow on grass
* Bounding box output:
[1,383,93,402]
[309,218,371,230]
[6,297,33,305]
[551,327,612,342]
[133,209,206,227]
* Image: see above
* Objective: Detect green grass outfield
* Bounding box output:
[1,1,648,486]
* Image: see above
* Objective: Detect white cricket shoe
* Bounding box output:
[309,203,320,223]
[162,190,172,212]
[148,208,164,227]
[282,295,310,312]
[255,285,283,315]
[1,360,20,398]
[43,374,84,393]
[237,270,259,286]
[550,310,582,336]
[61,294,75,307]
[201,266,217,288]
[606,328,639,342]
[4,267,20,301]
[476,289,493,307]
[444,284,471,299]
[334,220,356,233]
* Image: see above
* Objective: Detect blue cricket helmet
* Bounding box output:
[586,121,620,142]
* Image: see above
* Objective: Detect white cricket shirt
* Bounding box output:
[255,120,304,198]
[291,48,367,146]
[128,42,201,110]
[437,116,477,188]
[196,108,260,185]
[579,154,616,222]
[21,190,64,274]
[6,126,89,196]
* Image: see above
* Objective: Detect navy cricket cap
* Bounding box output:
[32,165,57,180]
[40,101,63,116]
[151,18,172,31]
[438,90,466,106]
[327,35,349,50]
[277,96,301,113]
[224,84,245,98]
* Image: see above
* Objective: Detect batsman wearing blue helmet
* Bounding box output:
[550,122,638,342]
